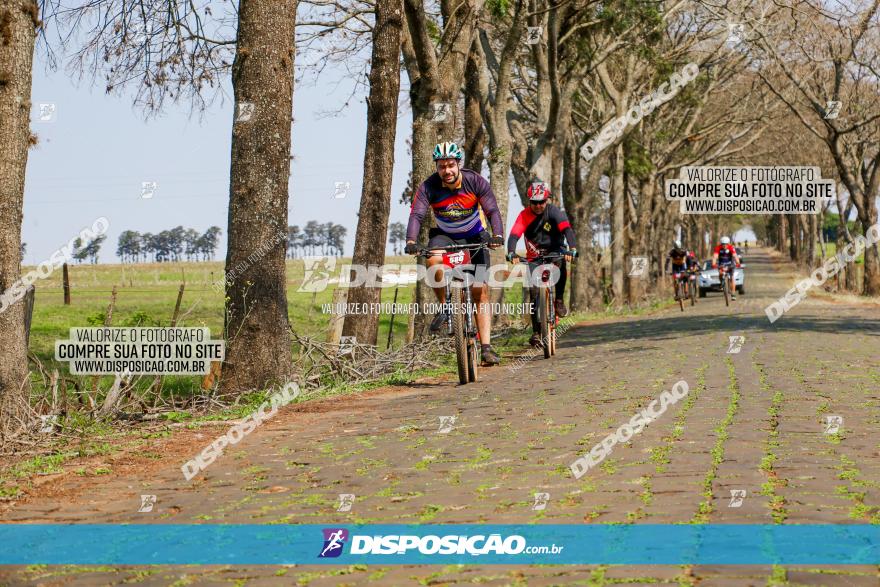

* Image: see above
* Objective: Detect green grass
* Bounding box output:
[692,359,740,523]
[6,258,677,498]
[820,242,865,264]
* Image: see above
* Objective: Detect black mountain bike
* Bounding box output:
[513,249,575,359]
[417,242,488,384]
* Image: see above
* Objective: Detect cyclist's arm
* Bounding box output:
[506,210,528,255]
[405,182,430,243]
[475,175,504,237]
[551,207,577,249]
[731,247,741,265]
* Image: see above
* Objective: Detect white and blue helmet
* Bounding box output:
[433,142,464,161]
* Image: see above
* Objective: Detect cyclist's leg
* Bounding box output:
[524,260,539,331]
[555,258,567,301]
[469,242,492,346]
[671,264,684,297]
[425,230,454,303]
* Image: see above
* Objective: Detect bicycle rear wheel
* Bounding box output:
[548,289,557,356]
[451,284,468,384]
[677,280,684,312]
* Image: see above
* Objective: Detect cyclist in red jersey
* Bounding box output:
[712,236,741,300]
[506,181,578,348]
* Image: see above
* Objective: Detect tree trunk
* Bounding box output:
[222,0,297,394]
[563,138,599,312]
[341,0,403,346]
[806,214,816,267]
[776,214,786,254]
[628,176,655,303]
[407,80,437,340]
[857,208,880,295]
[463,40,485,173]
[609,143,626,306]
[0,0,39,438]
[788,215,799,261]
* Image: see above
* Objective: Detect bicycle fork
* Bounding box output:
[445,280,477,337]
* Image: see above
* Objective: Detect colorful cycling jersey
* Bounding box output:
[714,244,737,264]
[406,169,504,241]
[506,204,577,261]
[668,247,688,265]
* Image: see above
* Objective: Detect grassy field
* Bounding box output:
[21,257,567,398]
[24,256,548,359]
[1,256,674,499]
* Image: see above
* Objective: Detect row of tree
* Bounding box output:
[286,222,347,257]
[2,0,879,422]
[116,227,222,263]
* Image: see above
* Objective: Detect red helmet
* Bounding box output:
[528,182,550,202]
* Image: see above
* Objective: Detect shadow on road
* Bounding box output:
[560,311,880,350]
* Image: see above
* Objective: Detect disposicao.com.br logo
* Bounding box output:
[318,528,563,558]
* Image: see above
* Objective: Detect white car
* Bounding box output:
[698,260,745,297]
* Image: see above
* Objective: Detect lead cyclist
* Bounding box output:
[404,142,505,366]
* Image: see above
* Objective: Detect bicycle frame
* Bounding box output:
[418,242,488,383]
[515,249,574,358]
[424,244,485,336]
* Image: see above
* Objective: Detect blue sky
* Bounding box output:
[22,53,430,264]
[22,44,769,266]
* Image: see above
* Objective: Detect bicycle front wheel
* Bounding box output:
[538,286,551,359]
[451,283,469,384]
[723,273,730,307]
[467,290,478,382]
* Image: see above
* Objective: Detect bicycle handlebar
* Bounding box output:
[510,249,577,262]
[414,242,489,257]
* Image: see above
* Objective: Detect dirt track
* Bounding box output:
[2,247,880,586]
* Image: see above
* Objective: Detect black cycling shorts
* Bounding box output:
[427,228,490,268]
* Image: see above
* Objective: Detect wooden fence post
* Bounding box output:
[23,285,35,347]
[62,263,71,305]
[386,286,399,350]
[327,287,348,344]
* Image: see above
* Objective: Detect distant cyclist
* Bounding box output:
[506,181,577,348]
[712,236,741,300]
[405,142,505,366]
[665,240,691,300]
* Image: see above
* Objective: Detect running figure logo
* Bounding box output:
[333,181,351,199]
[823,101,842,120]
[728,489,746,508]
[726,22,745,45]
[532,492,550,511]
[337,494,355,512]
[824,415,843,434]
[235,102,255,123]
[138,494,157,513]
[431,103,450,122]
[38,103,57,122]
[628,257,648,277]
[299,256,337,292]
[526,26,542,44]
[438,415,457,434]
[319,528,349,558]
[727,336,745,354]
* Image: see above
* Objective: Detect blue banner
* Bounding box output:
[0,524,878,565]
